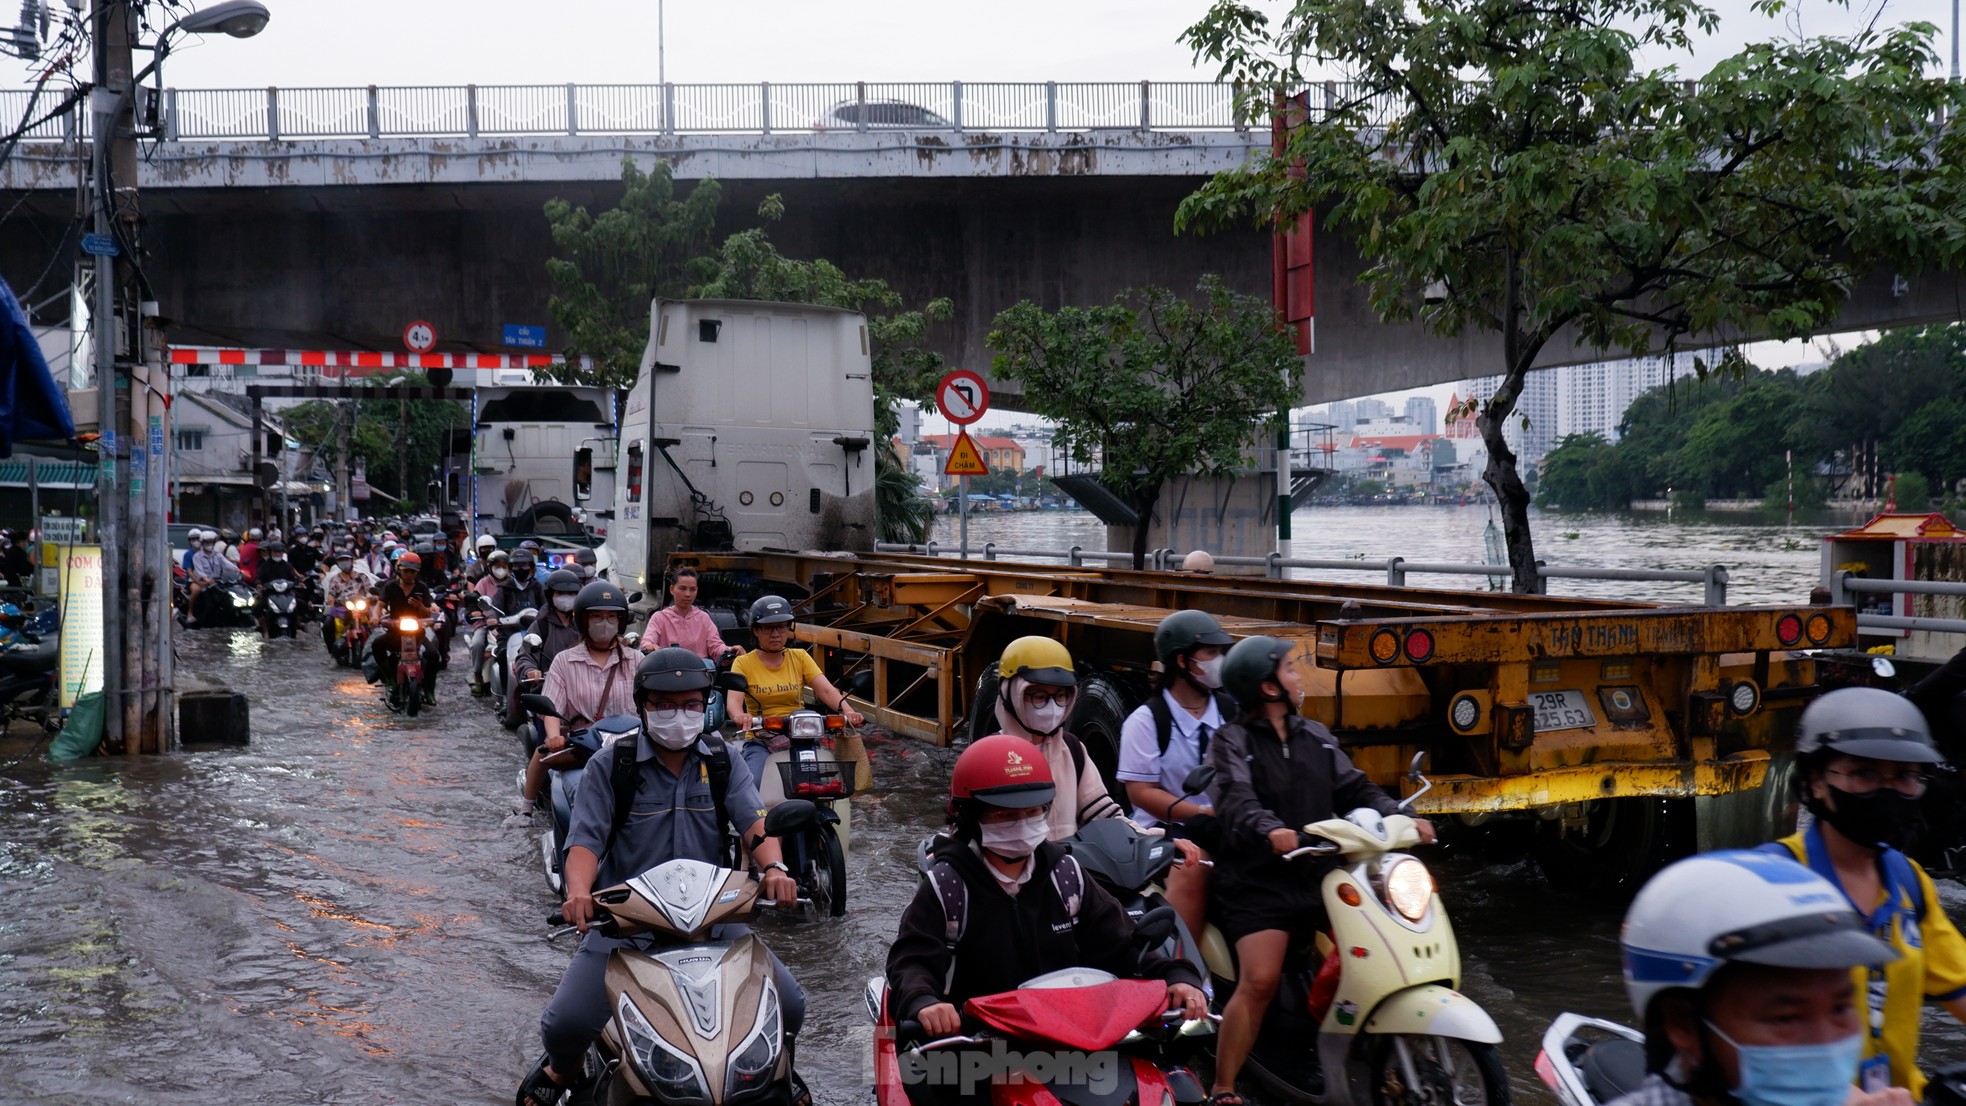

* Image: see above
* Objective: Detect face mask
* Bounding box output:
[979,813,1051,859]
[1189,654,1225,689]
[552,594,577,613]
[1814,784,1925,851]
[515,568,534,583]
[1021,700,1068,736]
[1705,1022,1862,1106]
[644,709,699,751]
[491,566,510,580]
[587,618,619,645]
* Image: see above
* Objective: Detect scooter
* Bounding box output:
[1534,1013,1646,1106]
[521,691,641,897]
[259,578,301,639]
[0,604,59,733]
[865,912,1212,1106]
[1196,755,1508,1106]
[477,595,538,730]
[383,613,434,717]
[539,824,812,1106]
[1064,807,1210,993]
[325,595,368,665]
[753,707,854,918]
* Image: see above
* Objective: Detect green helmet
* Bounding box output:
[1222,635,1294,708]
[1154,609,1234,670]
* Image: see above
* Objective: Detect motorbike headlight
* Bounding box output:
[1383,858,1433,922]
[618,994,710,1101]
[725,984,781,1099]
[351,600,367,612]
[790,713,825,739]
[397,617,419,633]
[231,592,252,607]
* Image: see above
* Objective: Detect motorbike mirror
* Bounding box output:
[622,632,640,648]
[1407,750,1431,783]
[1179,764,1216,798]
[764,799,818,837]
[719,671,750,694]
[518,608,538,621]
[1874,656,1897,681]
[521,693,561,719]
[524,633,543,648]
[627,590,644,605]
[1133,904,1177,949]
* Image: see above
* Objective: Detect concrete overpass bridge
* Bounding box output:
[2,80,1959,409]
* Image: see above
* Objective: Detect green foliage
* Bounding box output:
[1179,0,1966,588]
[543,160,722,389]
[987,276,1303,568]
[1536,433,1637,510]
[1894,471,1933,509]
[1761,472,1827,514]
[279,372,469,511]
[1668,371,1802,498]
[874,442,937,544]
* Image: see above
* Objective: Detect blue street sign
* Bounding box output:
[81,233,119,257]
[502,324,546,349]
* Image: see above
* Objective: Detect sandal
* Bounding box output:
[515,1053,570,1106]
[1205,1094,1246,1106]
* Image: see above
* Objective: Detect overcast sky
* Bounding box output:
[0,0,1957,89]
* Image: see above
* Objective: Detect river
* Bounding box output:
[4,507,1963,1104]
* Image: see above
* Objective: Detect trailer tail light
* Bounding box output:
[1369,630,1400,665]
[1404,629,1435,663]
[1805,613,1833,645]
[1776,613,1803,646]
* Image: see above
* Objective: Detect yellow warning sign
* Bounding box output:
[944,430,990,477]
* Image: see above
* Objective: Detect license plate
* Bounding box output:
[1532,689,1597,732]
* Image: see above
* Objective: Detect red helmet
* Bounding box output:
[950,734,1056,816]
[397,552,422,568]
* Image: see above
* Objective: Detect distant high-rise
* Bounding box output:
[1403,396,1438,435]
[1554,354,1688,443]
[1355,398,1393,422]
[1465,371,1560,463]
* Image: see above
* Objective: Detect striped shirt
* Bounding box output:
[541,643,639,728]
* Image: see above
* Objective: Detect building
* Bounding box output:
[1464,371,1560,466]
[916,434,1028,491]
[172,391,327,531]
[1553,353,1688,442]
[1403,396,1438,435]
[1354,398,1394,422]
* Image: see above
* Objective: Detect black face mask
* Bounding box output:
[1810,784,1926,851]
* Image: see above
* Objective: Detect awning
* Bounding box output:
[0,277,76,456]
[0,459,94,489]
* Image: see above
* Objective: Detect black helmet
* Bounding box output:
[1154,609,1233,669]
[750,594,796,627]
[261,539,286,554]
[510,550,537,576]
[574,579,629,621]
[575,548,597,566]
[635,646,715,696]
[1222,635,1295,708]
[544,568,583,594]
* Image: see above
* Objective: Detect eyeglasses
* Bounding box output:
[1020,688,1074,708]
[1826,765,1932,797]
[645,703,706,719]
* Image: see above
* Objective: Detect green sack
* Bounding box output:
[49,692,105,760]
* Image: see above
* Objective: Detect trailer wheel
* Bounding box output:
[1533,796,1693,897]
[968,670,1001,745]
[511,501,576,535]
[1062,674,1130,807]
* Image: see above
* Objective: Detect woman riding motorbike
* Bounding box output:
[728,594,867,786]
[524,580,638,802]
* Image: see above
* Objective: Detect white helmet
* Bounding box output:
[248,528,263,541]
[476,533,497,551]
[1797,686,1941,764]
[1623,850,1894,1050]
[1181,549,1215,574]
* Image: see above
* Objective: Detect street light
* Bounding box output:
[171,0,271,39]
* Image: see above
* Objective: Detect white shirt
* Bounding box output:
[1116,689,1221,828]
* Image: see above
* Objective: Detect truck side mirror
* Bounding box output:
[573,448,593,503]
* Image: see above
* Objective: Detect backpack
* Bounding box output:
[1146,690,1237,758]
[1755,839,1930,925]
[923,850,1086,958]
[605,732,736,864]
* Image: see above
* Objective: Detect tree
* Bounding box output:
[1791,325,1966,465]
[1180,0,1966,591]
[1537,432,1636,510]
[1888,397,1966,490]
[279,372,469,513]
[1668,371,1801,497]
[988,277,1303,569]
[542,159,722,389]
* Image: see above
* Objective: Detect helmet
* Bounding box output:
[415,541,435,557]
[635,646,715,696]
[997,636,1076,687]
[574,580,629,622]
[248,528,263,541]
[397,551,421,568]
[510,550,537,574]
[519,540,543,554]
[1622,850,1896,1067]
[951,734,1057,817]
[575,548,597,566]
[476,533,497,551]
[486,549,511,566]
[1154,609,1233,670]
[261,540,285,554]
[544,568,582,594]
[750,594,796,627]
[1181,550,1215,574]
[1221,635,1294,708]
[1797,687,1940,764]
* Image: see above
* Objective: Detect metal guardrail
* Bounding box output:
[872,541,1732,605]
[0,80,1276,143]
[1833,571,1966,635]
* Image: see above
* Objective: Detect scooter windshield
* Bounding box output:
[962,978,1165,1051]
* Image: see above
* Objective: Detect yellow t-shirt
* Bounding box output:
[731,647,822,720]
[1772,830,1966,1098]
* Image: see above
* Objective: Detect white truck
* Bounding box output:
[604,299,878,595]
[462,379,618,538]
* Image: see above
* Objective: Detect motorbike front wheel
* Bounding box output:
[1367,1035,1509,1106]
[809,822,847,918]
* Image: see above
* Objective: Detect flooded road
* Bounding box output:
[5,621,1965,1104]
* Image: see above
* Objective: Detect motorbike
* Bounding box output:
[520,691,641,897]
[1194,755,1508,1106]
[326,595,371,666]
[540,823,812,1106]
[1534,1013,1646,1106]
[0,604,60,733]
[258,578,301,639]
[1063,806,1210,994]
[381,612,435,716]
[753,705,853,918]
[477,595,539,730]
[865,912,1211,1106]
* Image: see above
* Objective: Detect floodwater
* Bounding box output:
[5,505,1965,1104]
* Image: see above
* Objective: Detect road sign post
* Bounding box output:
[936,372,991,559]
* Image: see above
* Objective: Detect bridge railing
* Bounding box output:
[0,80,1287,142]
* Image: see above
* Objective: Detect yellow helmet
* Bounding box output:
[997,635,1077,687]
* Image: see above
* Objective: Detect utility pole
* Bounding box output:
[397,396,409,512]
[335,400,351,522]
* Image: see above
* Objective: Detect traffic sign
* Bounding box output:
[503,323,546,349]
[80,233,120,257]
[402,320,438,353]
[936,370,990,426]
[944,430,990,476]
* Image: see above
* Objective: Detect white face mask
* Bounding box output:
[587,618,619,645]
[1190,654,1225,689]
[1021,700,1068,736]
[979,813,1051,859]
[644,710,699,751]
[491,566,510,580]
[552,593,577,613]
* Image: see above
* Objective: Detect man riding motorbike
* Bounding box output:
[885,734,1208,1105]
[373,552,441,706]
[465,533,499,584]
[253,539,303,635]
[729,593,866,785]
[519,646,803,1106]
[521,577,631,802]
[489,550,547,713]
[467,549,513,697]
[321,550,372,649]
[186,531,243,627]
[1203,634,1437,1106]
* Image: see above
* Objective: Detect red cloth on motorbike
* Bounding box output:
[1307,946,1341,1021]
[961,979,1166,1050]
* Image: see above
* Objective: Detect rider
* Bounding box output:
[491,550,547,715]
[885,734,1208,1103]
[187,531,243,626]
[1758,686,1966,1097]
[1117,609,1236,945]
[468,549,513,697]
[288,531,321,578]
[373,551,440,706]
[321,550,372,648]
[728,594,867,786]
[238,527,263,584]
[465,534,499,583]
[252,540,301,635]
[521,646,803,1106]
[1204,634,1436,1106]
[638,566,744,660]
[1612,850,1911,1106]
[522,578,632,802]
[988,636,1132,840]
[571,547,599,582]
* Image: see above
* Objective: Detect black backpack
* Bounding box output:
[605,732,737,864]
